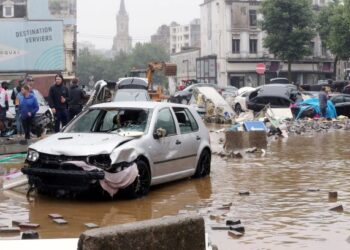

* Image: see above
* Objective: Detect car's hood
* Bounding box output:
[30,133,134,156]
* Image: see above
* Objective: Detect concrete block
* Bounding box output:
[53,219,68,225]
[19,223,40,229]
[78,215,205,250]
[225,131,267,150]
[49,214,63,219]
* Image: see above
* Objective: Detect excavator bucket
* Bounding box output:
[163,63,177,76]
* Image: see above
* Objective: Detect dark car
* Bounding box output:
[247,84,300,112]
[330,94,350,117]
[170,83,219,104]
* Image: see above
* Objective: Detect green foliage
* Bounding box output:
[318,0,350,75]
[76,43,170,86]
[260,0,315,79]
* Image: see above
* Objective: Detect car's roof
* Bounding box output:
[91,101,189,109]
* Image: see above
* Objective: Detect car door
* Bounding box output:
[149,107,182,179]
[172,107,200,172]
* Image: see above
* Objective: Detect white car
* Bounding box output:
[233,87,255,114]
[22,102,211,198]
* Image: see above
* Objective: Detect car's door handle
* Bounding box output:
[176,140,182,145]
[196,136,201,141]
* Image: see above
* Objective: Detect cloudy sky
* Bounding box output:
[77,0,203,49]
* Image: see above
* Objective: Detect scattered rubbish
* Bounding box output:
[329,192,338,199]
[239,191,250,196]
[49,214,63,219]
[222,202,233,207]
[230,225,245,233]
[243,121,267,132]
[307,188,320,192]
[0,153,26,163]
[209,214,221,221]
[19,223,40,229]
[245,147,258,154]
[1,174,28,191]
[330,205,344,212]
[0,227,20,233]
[53,219,68,225]
[84,223,99,229]
[225,131,267,150]
[228,230,244,238]
[21,230,39,240]
[211,225,230,230]
[226,219,241,226]
[217,205,231,211]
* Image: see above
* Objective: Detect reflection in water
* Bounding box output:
[1,132,350,249]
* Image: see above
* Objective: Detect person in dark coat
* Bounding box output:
[68,78,87,121]
[319,86,328,118]
[19,84,39,140]
[48,74,69,133]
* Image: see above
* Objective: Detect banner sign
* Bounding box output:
[0,21,64,72]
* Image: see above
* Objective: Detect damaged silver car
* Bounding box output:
[22,102,211,198]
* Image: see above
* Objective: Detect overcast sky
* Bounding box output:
[77,0,203,49]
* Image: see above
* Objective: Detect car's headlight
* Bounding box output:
[27,149,40,162]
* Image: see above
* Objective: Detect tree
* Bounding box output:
[318,1,350,78]
[76,43,170,87]
[260,0,315,81]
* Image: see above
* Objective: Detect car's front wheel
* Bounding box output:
[193,149,211,178]
[122,159,151,199]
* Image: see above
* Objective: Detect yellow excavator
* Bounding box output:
[130,61,177,101]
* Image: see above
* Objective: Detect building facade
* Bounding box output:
[170,19,201,54]
[151,24,170,54]
[112,0,132,54]
[170,48,201,84]
[200,0,333,88]
[0,0,77,78]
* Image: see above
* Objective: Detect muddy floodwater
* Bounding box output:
[1,130,350,249]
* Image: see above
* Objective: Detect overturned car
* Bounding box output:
[22,102,211,198]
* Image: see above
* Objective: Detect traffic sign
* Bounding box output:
[256,63,266,75]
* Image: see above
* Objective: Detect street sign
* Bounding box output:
[256,63,266,75]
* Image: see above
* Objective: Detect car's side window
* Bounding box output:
[343,96,350,103]
[155,108,177,137]
[172,108,199,134]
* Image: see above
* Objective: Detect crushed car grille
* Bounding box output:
[39,153,87,164]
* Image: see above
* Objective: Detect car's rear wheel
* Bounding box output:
[122,159,151,199]
[235,103,242,115]
[193,149,211,178]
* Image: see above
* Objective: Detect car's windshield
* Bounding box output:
[64,108,151,137]
[113,90,149,102]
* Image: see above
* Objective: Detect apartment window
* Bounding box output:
[232,39,240,54]
[249,39,258,54]
[249,10,257,27]
[3,1,15,18]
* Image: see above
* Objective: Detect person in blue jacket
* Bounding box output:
[19,84,39,140]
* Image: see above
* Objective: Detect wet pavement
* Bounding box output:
[1,130,350,249]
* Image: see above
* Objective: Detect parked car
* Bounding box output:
[114,79,150,102]
[269,78,289,84]
[6,89,53,136]
[170,83,219,104]
[247,84,300,112]
[22,102,211,198]
[330,94,350,117]
[232,87,256,114]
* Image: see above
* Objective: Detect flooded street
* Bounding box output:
[1,131,350,249]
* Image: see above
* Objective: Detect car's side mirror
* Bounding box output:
[153,128,166,139]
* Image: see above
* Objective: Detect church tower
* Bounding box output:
[112,0,132,53]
